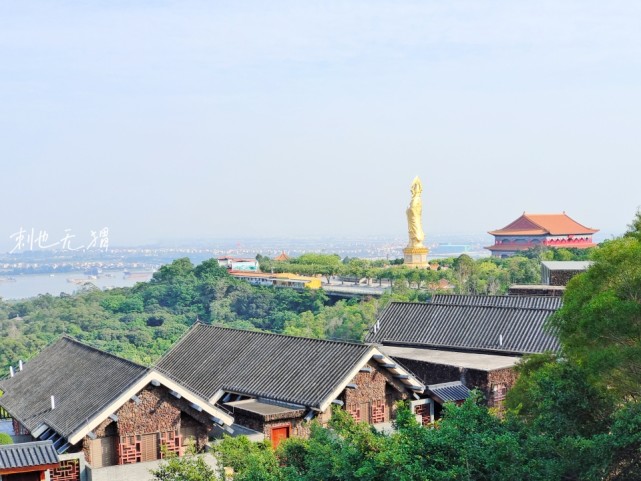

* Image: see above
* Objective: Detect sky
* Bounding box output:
[1,1,640,250]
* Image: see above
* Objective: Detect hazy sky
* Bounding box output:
[1,1,640,250]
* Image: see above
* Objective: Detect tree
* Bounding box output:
[505,354,614,439]
[452,254,476,294]
[549,212,641,398]
[213,436,282,481]
[150,449,216,481]
[0,432,12,445]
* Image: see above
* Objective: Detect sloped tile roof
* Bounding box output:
[0,441,59,471]
[427,381,471,403]
[489,213,598,236]
[155,325,374,409]
[431,294,562,310]
[0,337,148,439]
[366,300,560,355]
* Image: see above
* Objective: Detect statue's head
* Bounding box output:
[410,176,422,196]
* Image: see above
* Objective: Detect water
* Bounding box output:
[0,271,153,300]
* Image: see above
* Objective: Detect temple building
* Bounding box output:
[486,212,598,257]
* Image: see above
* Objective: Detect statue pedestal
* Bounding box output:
[403,246,429,269]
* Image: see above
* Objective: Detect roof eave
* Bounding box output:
[67,370,234,445]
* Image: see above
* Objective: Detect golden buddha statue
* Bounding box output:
[403,176,429,268]
[406,176,425,248]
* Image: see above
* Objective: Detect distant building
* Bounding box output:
[541,260,592,286]
[273,251,290,262]
[486,212,598,257]
[229,271,322,290]
[217,256,259,271]
[507,260,593,296]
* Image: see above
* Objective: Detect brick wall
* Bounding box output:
[486,368,519,410]
[392,357,518,406]
[394,358,464,386]
[82,383,214,467]
[232,411,310,441]
[549,270,580,286]
[342,361,409,423]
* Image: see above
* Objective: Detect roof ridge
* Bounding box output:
[433,294,557,299]
[194,324,371,348]
[57,336,148,369]
[429,302,557,311]
[396,301,558,312]
[386,300,557,310]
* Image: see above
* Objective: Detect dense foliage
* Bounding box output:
[211,395,641,481]
[0,245,580,373]
[0,259,376,371]
[150,447,217,481]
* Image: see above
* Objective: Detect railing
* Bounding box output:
[0,406,10,420]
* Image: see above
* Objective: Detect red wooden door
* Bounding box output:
[270,426,290,449]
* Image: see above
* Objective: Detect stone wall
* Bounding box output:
[341,360,409,423]
[486,368,519,410]
[394,358,464,386]
[549,270,580,286]
[82,383,214,467]
[392,357,518,405]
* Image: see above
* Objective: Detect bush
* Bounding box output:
[0,432,13,445]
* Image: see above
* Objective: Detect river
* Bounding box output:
[0,271,153,300]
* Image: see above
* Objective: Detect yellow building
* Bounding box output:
[229,271,321,290]
[271,273,322,290]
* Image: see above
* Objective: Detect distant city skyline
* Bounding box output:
[1,1,639,251]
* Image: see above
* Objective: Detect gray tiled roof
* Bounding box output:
[155,324,373,409]
[367,300,560,355]
[0,337,147,440]
[428,381,471,403]
[431,294,562,310]
[0,441,59,470]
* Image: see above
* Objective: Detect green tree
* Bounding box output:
[505,354,614,439]
[0,432,12,445]
[549,212,641,398]
[150,449,216,481]
[213,436,282,481]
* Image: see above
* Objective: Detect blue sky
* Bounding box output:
[1,1,640,249]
